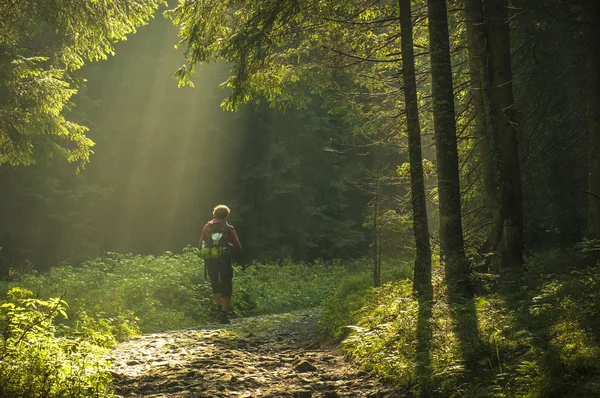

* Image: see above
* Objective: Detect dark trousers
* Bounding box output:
[206,257,233,297]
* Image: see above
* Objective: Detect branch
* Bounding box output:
[321,16,399,26]
[583,191,600,200]
[323,45,401,65]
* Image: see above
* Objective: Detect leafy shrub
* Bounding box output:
[0,288,113,398]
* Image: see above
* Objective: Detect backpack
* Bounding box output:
[200,222,230,260]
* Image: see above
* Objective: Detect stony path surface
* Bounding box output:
[110,309,406,398]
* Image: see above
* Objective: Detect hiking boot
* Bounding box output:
[219,311,230,324]
[208,305,221,320]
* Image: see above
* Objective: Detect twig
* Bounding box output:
[583,190,600,200]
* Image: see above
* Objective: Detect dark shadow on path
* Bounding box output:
[447,287,483,385]
[415,298,433,398]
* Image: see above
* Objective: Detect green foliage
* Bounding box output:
[0,288,113,398]
[321,249,600,397]
[318,273,374,340]
[2,249,367,334]
[318,258,413,341]
[167,0,331,110]
[231,103,369,263]
[232,259,363,317]
[166,0,431,141]
[6,248,210,334]
[0,56,89,167]
[0,161,112,274]
[0,0,164,168]
[575,239,600,255]
[365,208,416,260]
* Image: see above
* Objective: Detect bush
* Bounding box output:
[0,288,113,398]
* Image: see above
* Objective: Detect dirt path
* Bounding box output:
[110,309,405,398]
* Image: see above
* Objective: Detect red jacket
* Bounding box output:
[200,218,242,250]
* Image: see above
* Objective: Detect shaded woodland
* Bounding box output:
[1,0,600,397]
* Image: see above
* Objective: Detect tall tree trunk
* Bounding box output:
[464,0,506,266]
[427,0,470,294]
[464,0,494,218]
[373,168,381,287]
[399,0,432,301]
[399,5,434,394]
[484,0,524,266]
[586,0,600,240]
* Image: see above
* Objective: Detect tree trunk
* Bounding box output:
[373,168,381,287]
[427,0,471,295]
[464,0,494,218]
[399,0,432,300]
[484,0,524,266]
[586,0,600,240]
[464,0,506,266]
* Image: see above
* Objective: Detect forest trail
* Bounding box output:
[110,309,404,398]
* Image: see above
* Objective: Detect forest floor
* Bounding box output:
[109,308,405,398]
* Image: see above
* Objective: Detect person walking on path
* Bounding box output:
[200,205,242,324]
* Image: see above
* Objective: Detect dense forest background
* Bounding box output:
[1,0,595,276]
[0,14,373,272]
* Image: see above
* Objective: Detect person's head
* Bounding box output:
[213,204,230,220]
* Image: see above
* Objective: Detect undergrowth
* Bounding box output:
[319,248,600,397]
[0,287,113,398]
[233,258,361,316]
[0,248,366,397]
[2,248,363,335]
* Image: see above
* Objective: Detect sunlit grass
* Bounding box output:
[320,249,600,397]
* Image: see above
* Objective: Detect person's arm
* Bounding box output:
[200,224,209,248]
[228,225,242,250]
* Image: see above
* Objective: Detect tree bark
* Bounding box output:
[464,0,506,266]
[484,0,524,266]
[427,0,470,294]
[373,167,381,287]
[399,0,432,300]
[464,0,494,217]
[586,0,600,240]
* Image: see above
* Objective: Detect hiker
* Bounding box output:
[200,205,242,324]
